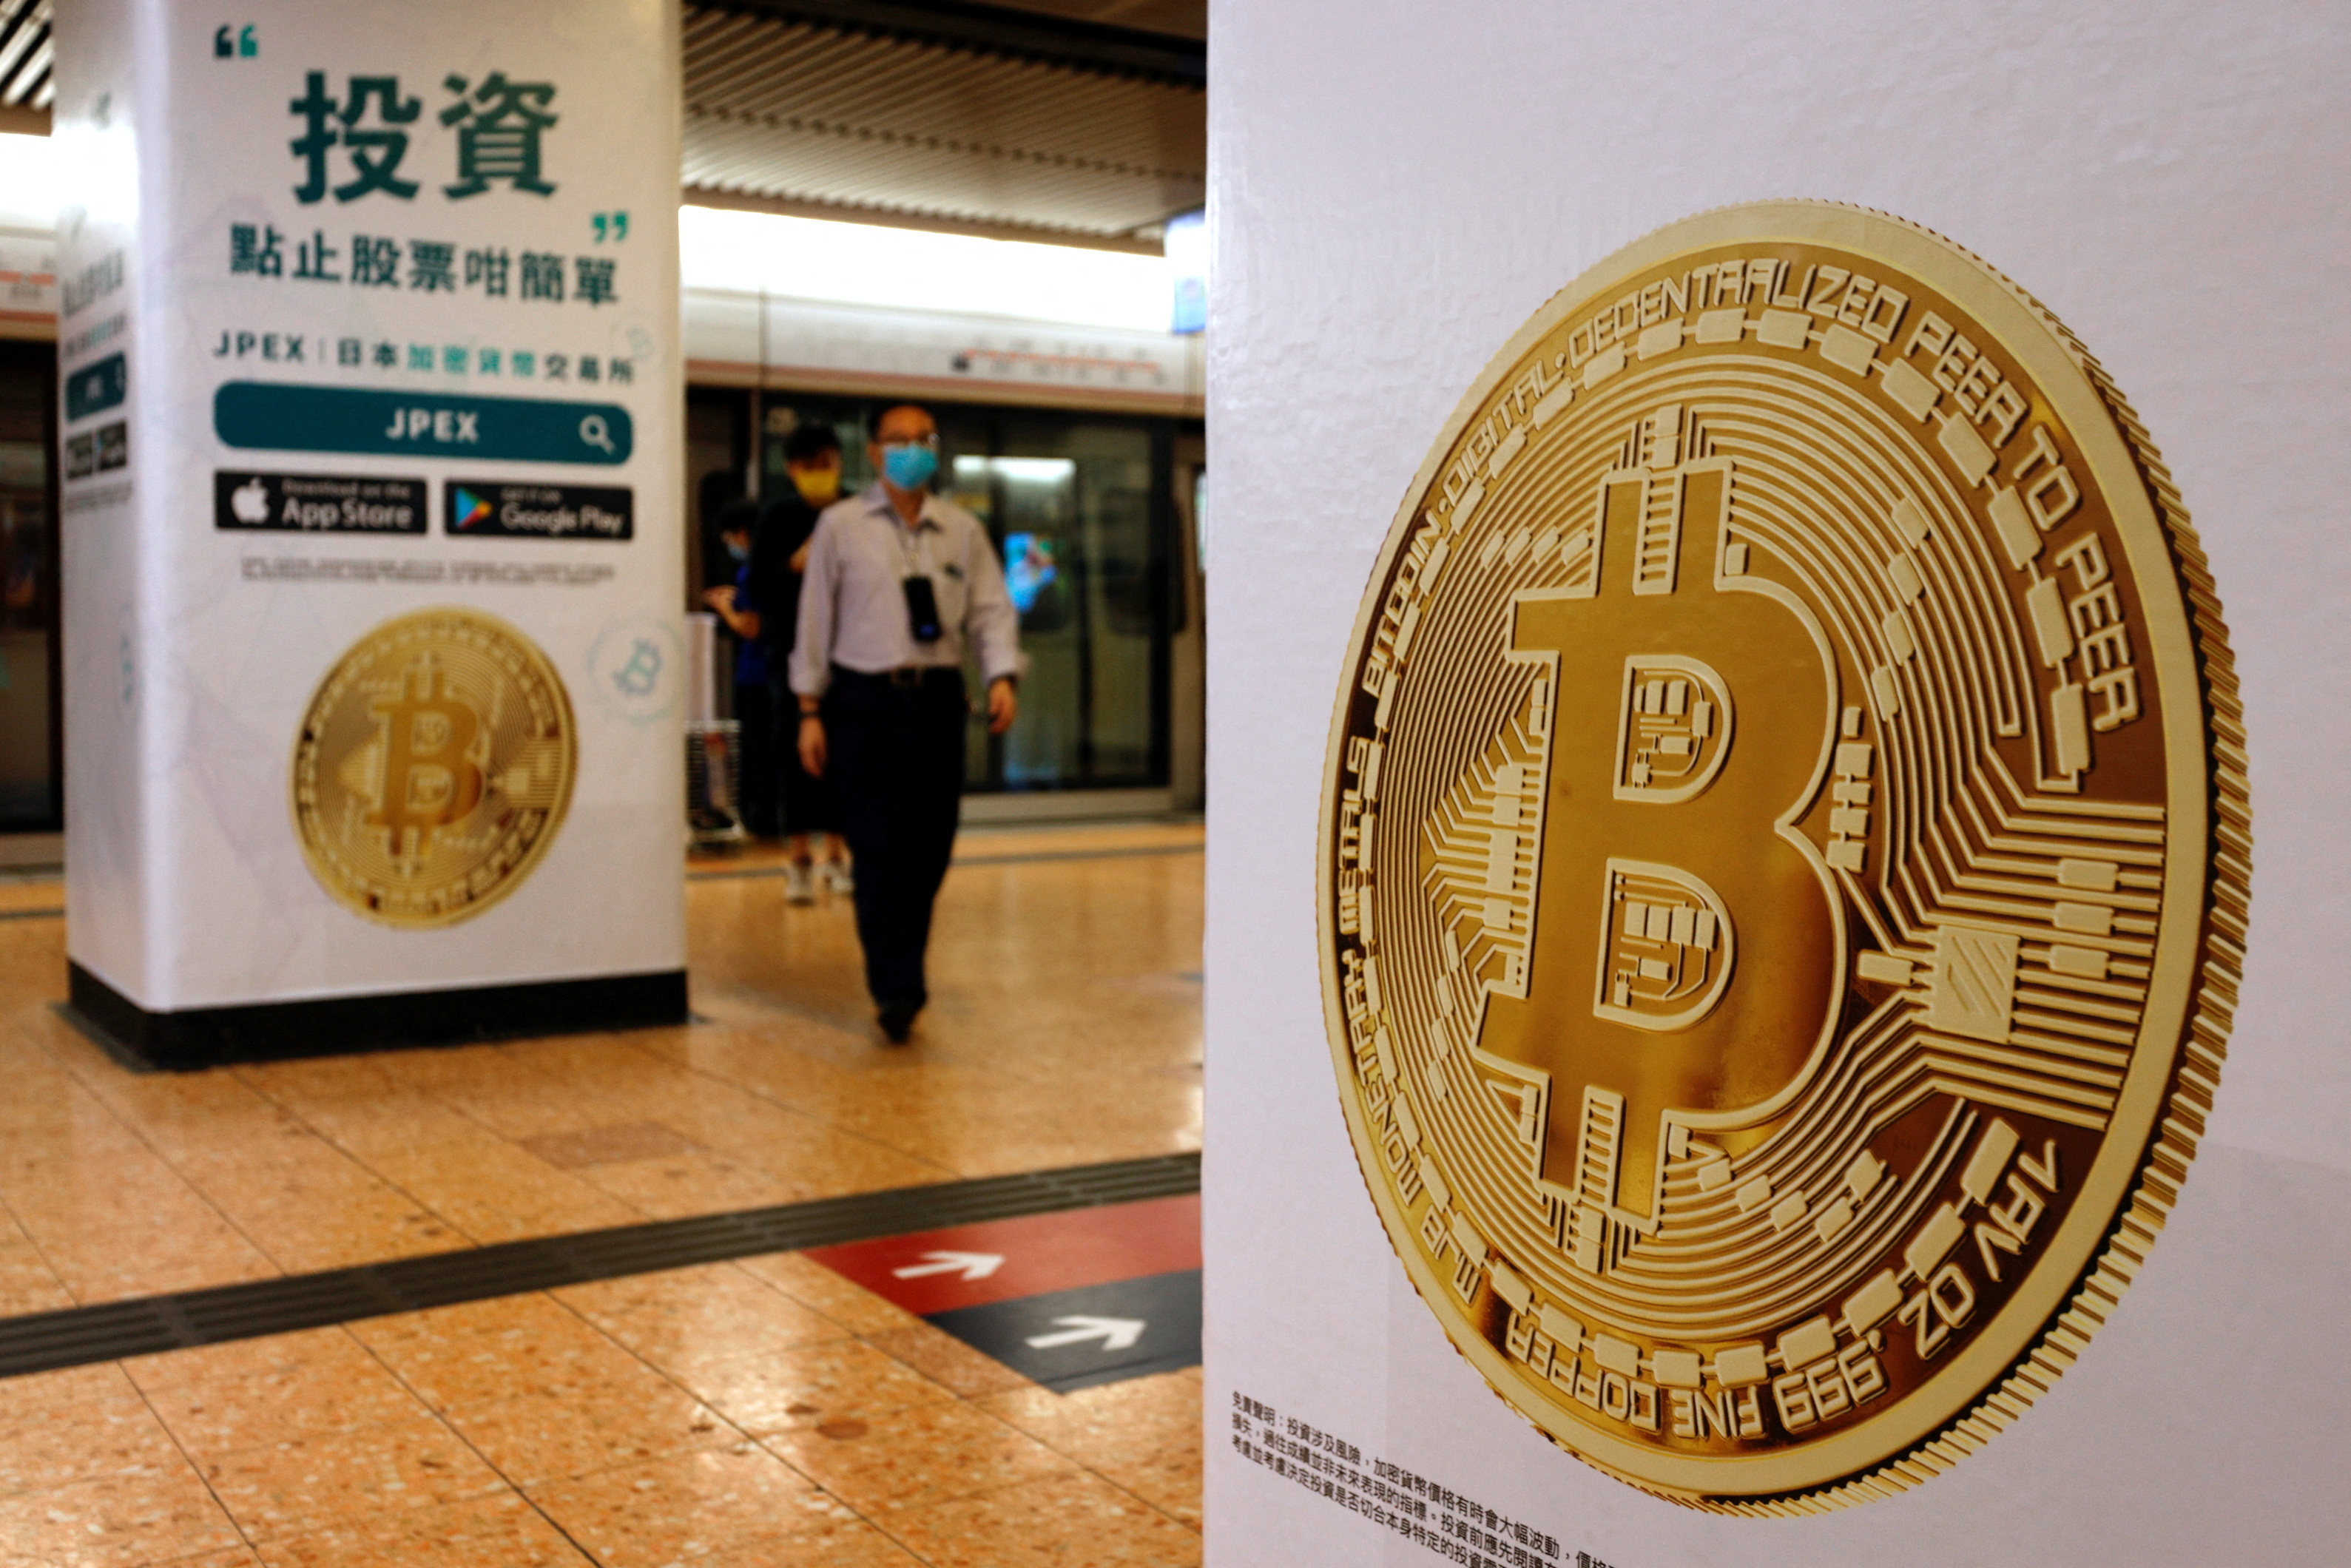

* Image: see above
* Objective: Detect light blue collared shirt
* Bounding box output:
[789,485,1021,697]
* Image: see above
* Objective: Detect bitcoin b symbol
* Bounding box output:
[612,638,661,697]
[366,660,485,860]
[296,608,575,927]
[1481,407,1843,1248]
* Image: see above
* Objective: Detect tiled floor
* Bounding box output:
[0,820,1205,1565]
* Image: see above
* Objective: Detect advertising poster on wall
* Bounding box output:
[1204,6,2347,1566]
[53,0,687,1062]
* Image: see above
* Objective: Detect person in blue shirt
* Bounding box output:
[752,425,854,902]
[703,497,780,840]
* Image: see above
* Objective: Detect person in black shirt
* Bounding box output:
[749,423,851,902]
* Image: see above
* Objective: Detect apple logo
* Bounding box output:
[231,477,269,524]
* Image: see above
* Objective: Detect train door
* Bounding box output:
[755,394,1184,803]
[1168,431,1204,811]
[0,339,58,845]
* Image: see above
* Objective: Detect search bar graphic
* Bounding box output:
[214,382,634,466]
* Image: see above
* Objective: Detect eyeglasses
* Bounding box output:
[879,434,940,450]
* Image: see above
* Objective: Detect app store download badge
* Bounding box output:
[444,481,633,541]
[213,470,428,533]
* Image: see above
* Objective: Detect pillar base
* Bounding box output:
[63,962,690,1072]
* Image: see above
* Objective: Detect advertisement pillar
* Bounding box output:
[53,0,688,1066]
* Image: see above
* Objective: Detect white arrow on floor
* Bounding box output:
[1025,1315,1147,1352]
[891,1251,1005,1282]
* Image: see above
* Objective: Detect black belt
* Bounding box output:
[832,663,962,691]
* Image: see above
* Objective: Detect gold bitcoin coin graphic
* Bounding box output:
[1318,203,2248,1511]
[293,607,576,927]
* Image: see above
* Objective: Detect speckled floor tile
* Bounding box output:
[204,1205,463,1274]
[570,1150,803,1220]
[339,1291,578,1356]
[1095,1444,1204,1531]
[883,1467,1204,1566]
[10,1213,280,1305]
[0,1361,140,1414]
[525,1442,859,1564]
[137,1335,432,1460]
[346,1144,643,1245]
[0,1392,186,1498]
[438,1368,734,1487]
[733,1251,928,1336]
[343,1296,645,1410]
[977,1368,1202,1472]
[0,1462,243,1567]
[125,1328,360,1389]
[0,1223,72,1316]
[252,1491,593,1568]
[517,1120,701,1170]
[865,1322,1040,1399]
[555,1263,845,1380]
[672,1336,957,1436]
[195,1408,505,1542]
[758,1399,1073,1515]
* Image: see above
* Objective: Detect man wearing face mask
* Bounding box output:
[750,422,853,899]
[792,404,1021,1043]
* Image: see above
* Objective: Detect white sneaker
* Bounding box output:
[783,861,816,904]
[823,861,854,896]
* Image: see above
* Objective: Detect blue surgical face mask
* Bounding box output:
[724,537,749,562]
[881,441,939,491]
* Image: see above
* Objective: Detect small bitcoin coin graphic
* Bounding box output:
[612,638,663,697]
[1318,203,2248,1512]
[293,607,576,927]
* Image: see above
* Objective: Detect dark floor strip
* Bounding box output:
[0,907,62,922]
[0,1150,1200,1380]
[688,841,1202,882]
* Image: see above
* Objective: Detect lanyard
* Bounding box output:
[889,510,934,579]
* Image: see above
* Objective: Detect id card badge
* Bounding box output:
[903,575,944,642]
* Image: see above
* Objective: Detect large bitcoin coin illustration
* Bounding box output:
[1318,203,2247,1510]
[293,607,576,927]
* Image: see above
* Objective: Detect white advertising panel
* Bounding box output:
[54,0,685,1046]
[1204,2,2347,1564]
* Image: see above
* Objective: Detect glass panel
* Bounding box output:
[934,413,1001,789]
[1073,425,1157,783]
[954,450,1079,788]
[1193,466,1207,573]
[965,417,1156,791]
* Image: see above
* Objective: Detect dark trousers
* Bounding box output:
[770,674,837,837]
[825,666,967,1007]
[733,680,780,838]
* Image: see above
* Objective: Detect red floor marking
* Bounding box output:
[805,1192,1201,1316]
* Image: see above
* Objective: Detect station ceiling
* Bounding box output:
[0,0,50,128]
[0,0,1205,254]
